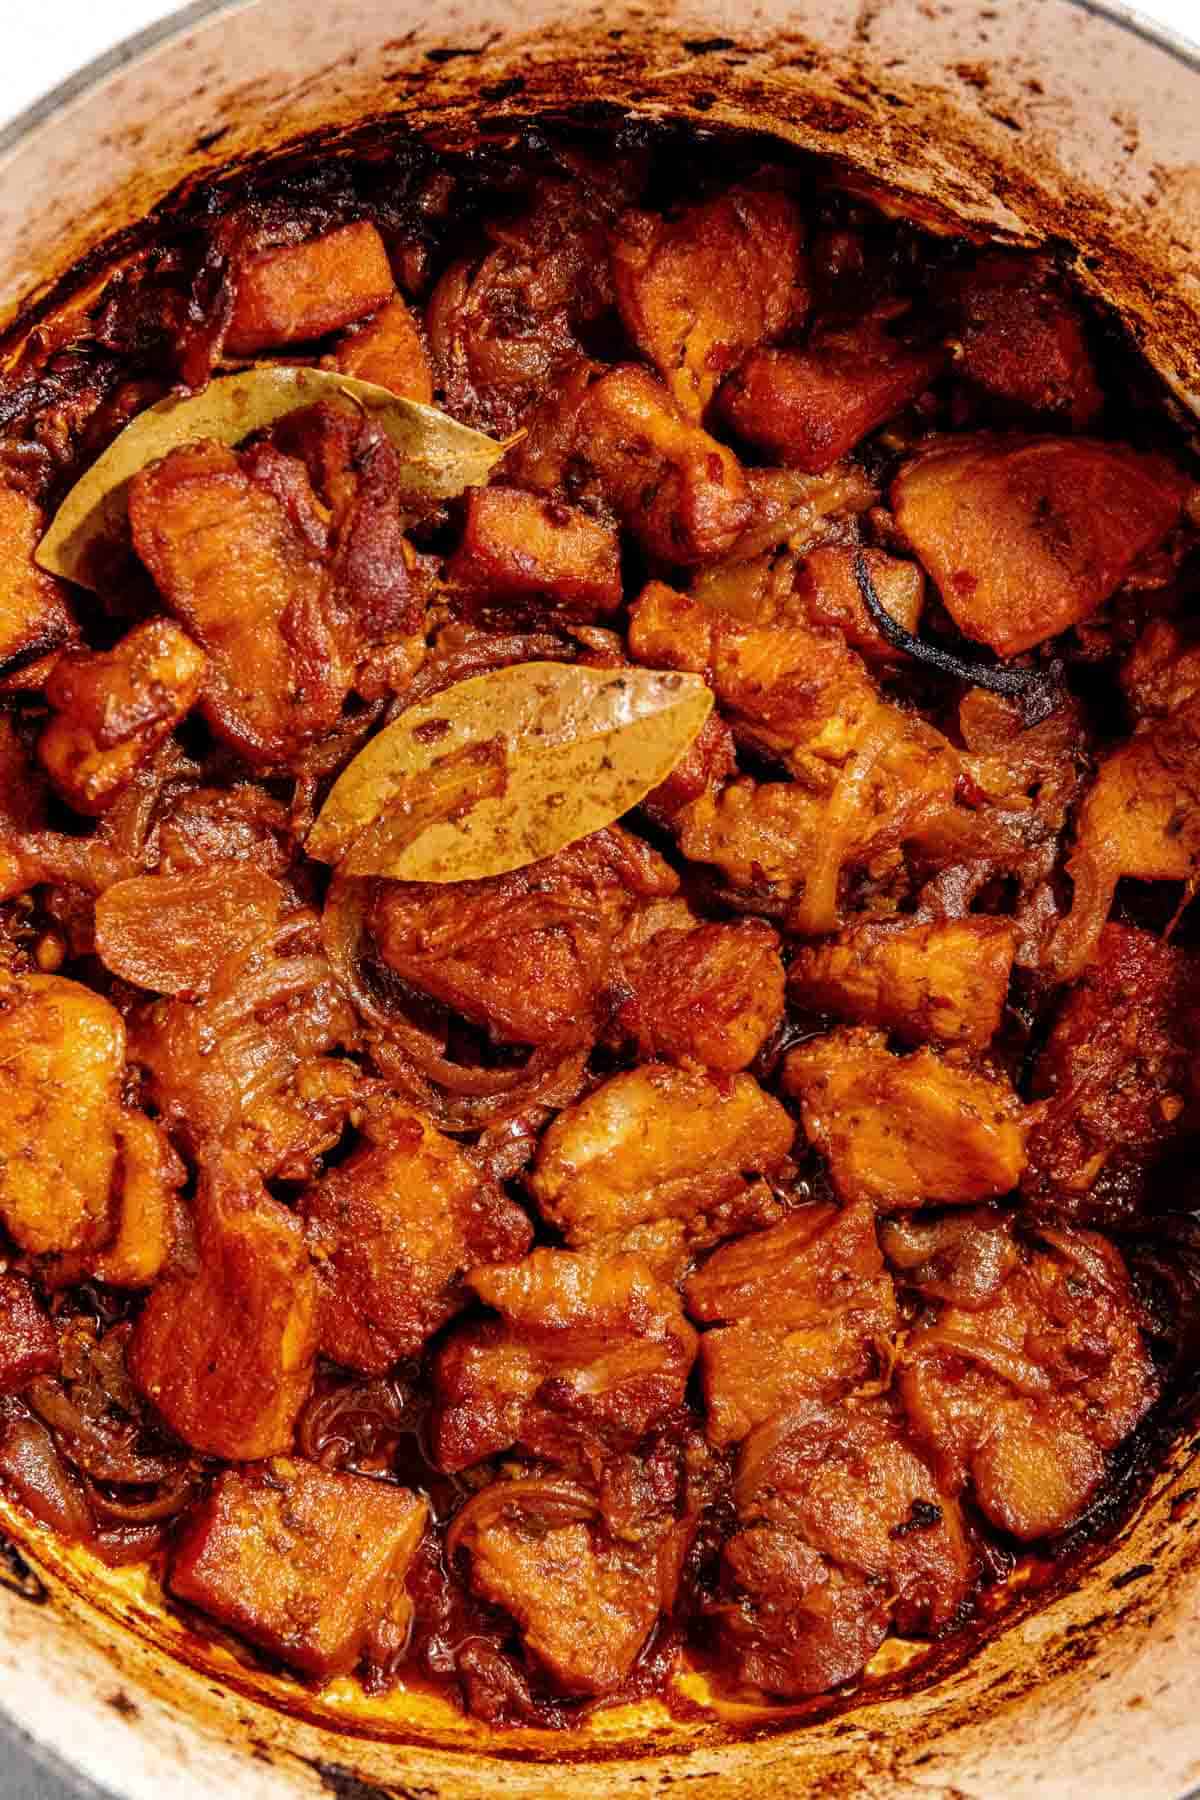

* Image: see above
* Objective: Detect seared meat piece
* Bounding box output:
[446,484,622,620]
[431,1249,696,1472]
[789,917,1016,1050]
[719,1527,888,1698]
[880,1208,1020,1312]
[685,1202,898,1446]
[170,1458,427,1681]
[332,294,434,402]
[50,1111,186,1291]
[226,221,395,354]
[302,1108,532,1373]
[611,184,808,418]
[1121,617,1200,724]
[0,1275,58,1391]
[130,1156,319,1460]
[784,1028,1028,1208]
[0,486,76,669]
[1025,925,1199,1220]
[900,1227,1157,1539]
[641,710,737,828]
[615,918,786,1071]
[717,314,945,471]
[0,974,125,1255]
[948,252,1103,427]
[892,434,1189,656]
[529,1063,794,1275]
[453,1491,664,1697]
[38,618,205,815]
[791,545,924,669]
[371,827,678,1053]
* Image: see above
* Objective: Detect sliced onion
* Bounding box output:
[445,1477,599,1562]
[26,1378,180,1485]
[83,1467,197,1526]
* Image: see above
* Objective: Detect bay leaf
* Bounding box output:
[36,365,512,591]
[307,661,713,883]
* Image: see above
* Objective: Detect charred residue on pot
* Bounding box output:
[0,1530,47,1604]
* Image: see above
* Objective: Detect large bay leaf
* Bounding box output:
[36,365,512,590]
[307,661,713,883]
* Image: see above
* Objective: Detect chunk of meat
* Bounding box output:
[1121,617,1200,725]
[949,253,1103,427]
[1024,926,1199,1219]
[170,1458,427,1681]
[892,435,1189,656]
[785,1028,1028,1208]
[788,917,1017,1049]
[615,919,786,1071]
[130,441,345,765]
[880,1208,1020,1311]
[371,828,678,1052]
[513,363,751,566]
[717,317,945,471]
[94,866,284,997]
[734,1400,973,1635]
[226,221,395,354]
[719,1527,888,1698]
[129,1157,318,1459]
[0,1275,58,1391]
[0,974,124,1255]
[610,185,807,418]
[900,1228,1157,1539]
[685,1203,898,1446]
[0,487,76,669]
[38,619,206,816]
[130,910,358,1163]
[630,579,960,930]
[1050,697,1200,981]
[302,1109,533,1374]
[431,1249,697,1472]
[332,294,433,402]
[791,545,924,668]
[529,1064,794,1274]
[61,1111,186,1290]
[156,783,293,878]
[457,1508,659,1697]
[446,485,622,619]
[427,175,623,434]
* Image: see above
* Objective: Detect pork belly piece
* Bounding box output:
[129,441,345,765]
[791,545,924,668]
[1050,696,1200,981]
[170,1458,427,1681]
[900,1226,1157,1540]
[880,1207,1020,1312]
[615,918,786,1071]
[641,711,737,829]
[302,1109,533,1374]
[0,974,124,1255]
[511,362,751,566]
[611,184,807,418]
[1121,617,1200,725]
[129,1157,318,1459]
[431,1249,697,1472]
[332,294,433,402]
[371,827,678,1053]
[892,434,1189,656]
[685,1202,898,1446]
[784,1028,1028,1208]
[789,917,1017,1050]
[1024,925,1200,1219]
[529,1063,794,1273]
[49,1111,186,1291]
[226,221,395,354]
[38,618,205,817]
[0,487,76,669]
[948,252,1103,427]
[717,315,945,472]
[0,1275,58,1392]
[454,1501,662,1697]
[446,484,622,619]
[719,1527,888,1697]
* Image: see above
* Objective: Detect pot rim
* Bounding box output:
[0,2,1198,1797]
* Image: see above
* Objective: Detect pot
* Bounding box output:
[1,3,1199,1795]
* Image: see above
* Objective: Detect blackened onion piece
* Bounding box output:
[853,551,1062,724]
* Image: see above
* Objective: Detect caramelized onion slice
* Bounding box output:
[445,1477,600,1563]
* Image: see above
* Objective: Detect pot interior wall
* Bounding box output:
[0,2,1199,1795]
